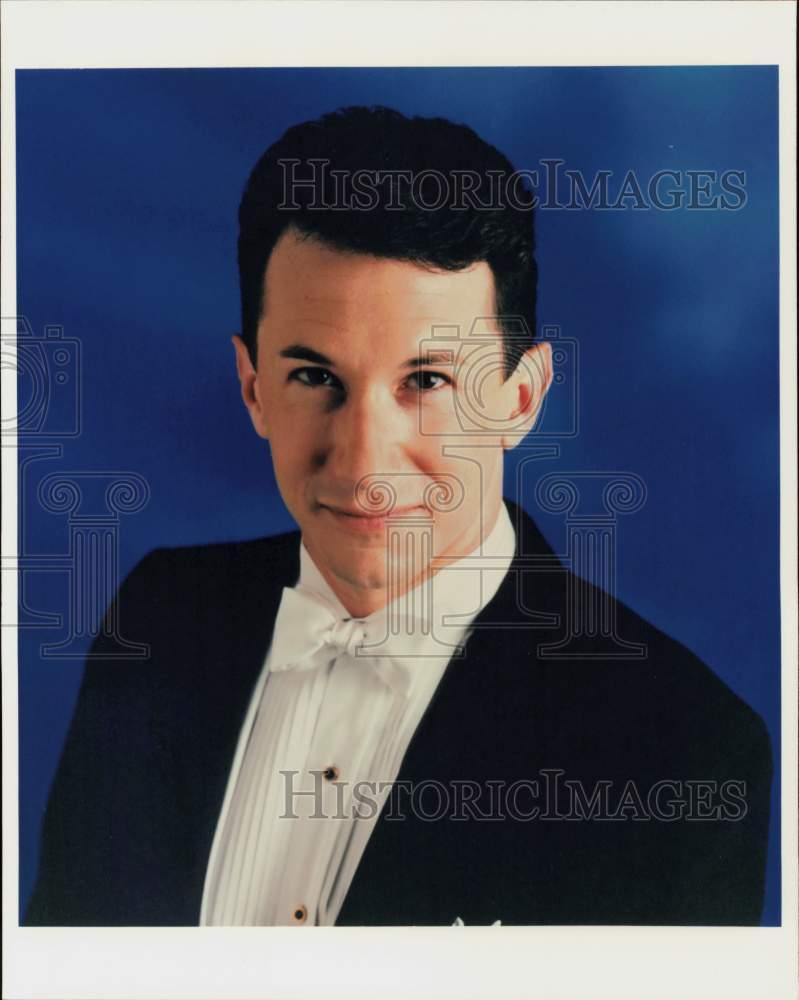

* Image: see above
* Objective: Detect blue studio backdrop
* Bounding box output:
[16,67,780,923]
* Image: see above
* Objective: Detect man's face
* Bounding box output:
[234,228,551,616]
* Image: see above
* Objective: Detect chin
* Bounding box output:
[332,555,389,592]
[335,547,431,591]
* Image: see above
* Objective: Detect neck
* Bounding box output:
[305,495,505,619]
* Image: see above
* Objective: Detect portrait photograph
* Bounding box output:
[2,3,796,999]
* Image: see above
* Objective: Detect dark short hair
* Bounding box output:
[237,105,538,378]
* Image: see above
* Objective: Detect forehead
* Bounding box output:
[259,228,497,342]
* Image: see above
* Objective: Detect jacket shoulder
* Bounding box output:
[140,527,301,576]
[498,533,773,777]
[86,527,300,666]
[562,584,773,777]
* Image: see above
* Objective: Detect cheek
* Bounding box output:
[267,414,317,487]
[416,392,463,436]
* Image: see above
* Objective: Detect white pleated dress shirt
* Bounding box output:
[200,501,516,926]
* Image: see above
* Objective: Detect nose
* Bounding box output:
[317,386,408,493]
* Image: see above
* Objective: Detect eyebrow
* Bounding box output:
[401,351,454,369]
[278,344,334,366]
[278,343,454,369]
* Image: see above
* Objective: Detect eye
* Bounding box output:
[406,371,453,392]
[289,367,343,390]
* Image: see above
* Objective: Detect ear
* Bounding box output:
[501,340,553,450]
[232,334,269,439]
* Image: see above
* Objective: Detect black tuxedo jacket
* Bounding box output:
[25,500,773,926]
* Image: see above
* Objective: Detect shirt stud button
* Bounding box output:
[323,765,339,782]
[292,904,308,924]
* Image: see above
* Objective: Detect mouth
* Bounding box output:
[319,502,430,533]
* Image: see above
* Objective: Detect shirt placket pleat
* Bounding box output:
[276,653,390,925]
[260,662,334,925]
[210,671,300,924]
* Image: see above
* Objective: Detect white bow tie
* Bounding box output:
[268,587,430,698]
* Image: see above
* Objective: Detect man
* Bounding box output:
[25,106,772,927]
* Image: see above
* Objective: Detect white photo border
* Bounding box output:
[2,2,796,999]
